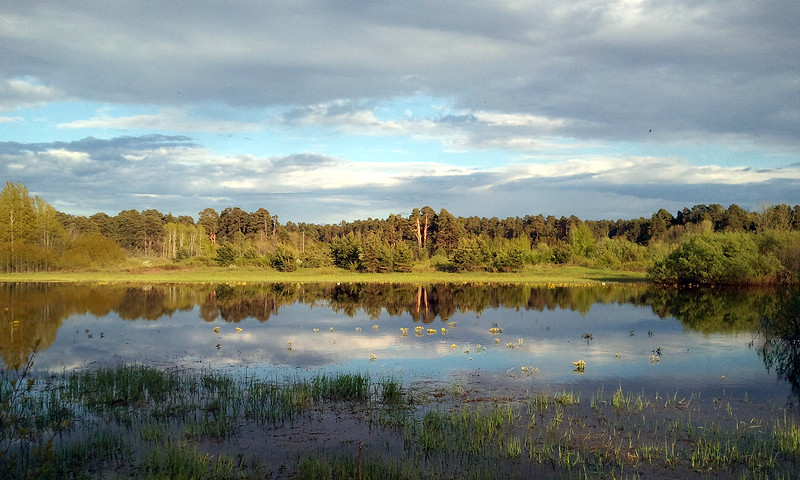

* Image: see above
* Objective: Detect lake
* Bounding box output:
[2,282,798,405]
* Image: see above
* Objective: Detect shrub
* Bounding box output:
[451,238,489,272]
[271,245,298,272]
[300,245,333,268]
[329,234,361,270]
[359,234,393,273]
[594,238,648,270]
[757,230,800,282]
[551,242,573,264]
[213,244,236,266]
[393,242,414,272]
[493,238,528,272]
[648,232,781,284]
[60,232,126,268]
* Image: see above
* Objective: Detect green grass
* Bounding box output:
[3,364,799,479]
[0,264,647,285]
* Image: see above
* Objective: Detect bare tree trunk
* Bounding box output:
[423,213,429,247]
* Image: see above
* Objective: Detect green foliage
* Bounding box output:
[392,242,414,273]
[329,234,361,270]
[433,208,466,252]
[271,245,298,272]
[450,237,490,272]
[757,230,800,282]
[5,182,800,279]
[594,238,648,269]
[213,244,236,266]
[569,223,595,258]
[551,242,573,264]
[493,237,529,272]
[299,245,333,268]
[359,233,393,273]
[60,232,126,269]
[0,182,56,272]
[648,232,782,284]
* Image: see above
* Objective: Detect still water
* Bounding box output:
[2,282,798,403]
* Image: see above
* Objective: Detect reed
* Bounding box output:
[3,362,800,479]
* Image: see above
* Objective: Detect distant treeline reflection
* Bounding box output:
[1,282,797,374]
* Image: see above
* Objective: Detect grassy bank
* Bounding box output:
[0,265,647,285]
[2,364,798,479]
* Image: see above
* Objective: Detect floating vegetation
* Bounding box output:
[651,346,663,364]
[573,359,586,373]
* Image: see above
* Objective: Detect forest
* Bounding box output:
[1,181,799,284]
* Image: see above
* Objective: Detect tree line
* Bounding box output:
[1,181,799,283]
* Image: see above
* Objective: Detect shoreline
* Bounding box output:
[0,265,648,285]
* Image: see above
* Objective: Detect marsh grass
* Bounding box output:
[2,363,800,479]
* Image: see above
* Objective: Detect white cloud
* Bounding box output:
[59,109,262,134]
[0,77,66,111]
[496,157,800,187]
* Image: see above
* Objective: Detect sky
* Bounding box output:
[1,0,799,225]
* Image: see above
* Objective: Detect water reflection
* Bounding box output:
[756,287,800,397]
[1,282,797,401]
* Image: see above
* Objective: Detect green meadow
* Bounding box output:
[0,264,646,285]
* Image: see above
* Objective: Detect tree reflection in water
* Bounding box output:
[1,282,799,400]
[755,286,800,398]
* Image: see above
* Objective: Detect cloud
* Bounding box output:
[0,77,66,111]
[59,108,264,134]
[1,2,798,222]
[2,134,798,223]
[2,1,798,147]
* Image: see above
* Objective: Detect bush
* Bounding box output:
[493,238,528,272]
[757,230,800,282]
[300,245,333,268]
[329,234,361,270]
[60,232,126,269]
[551,242,573,264]
[359,234,393,273]
[393,242,414,273]
[271,245,298,272]
[594,238,648,270]
[450,238,490,272]
[647,232,781,284]
[213,244,236,266]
